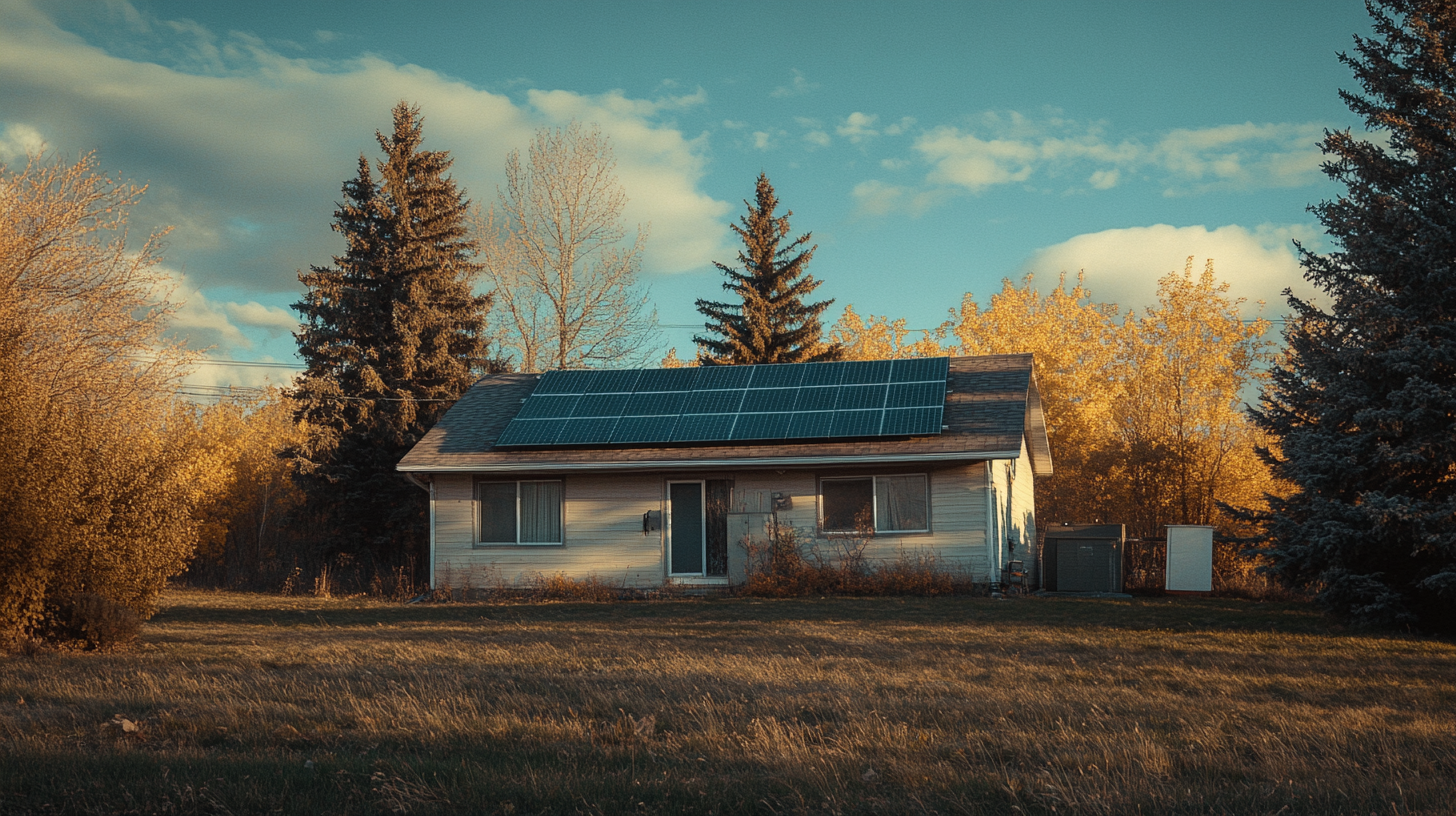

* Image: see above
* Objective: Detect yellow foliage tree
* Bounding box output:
[0,152,202,643]
[1109,259,1276,536]
[946,265,1280,539]
[183,390,306,587]
[947,274,1123,527]
[828,305,945,361]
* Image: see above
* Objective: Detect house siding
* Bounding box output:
[432,472,666,589]
[431,462,995,588]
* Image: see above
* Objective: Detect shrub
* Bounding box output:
[741,524,982,598]
[57,593,141,651]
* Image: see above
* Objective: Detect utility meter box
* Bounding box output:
[1165,525,1214,593]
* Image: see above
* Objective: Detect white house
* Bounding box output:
[397,354,1050,590]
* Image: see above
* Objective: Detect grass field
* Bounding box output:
[1,590,1453,815]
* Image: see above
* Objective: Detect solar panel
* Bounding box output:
[516,395,578,419]
[841,359,892,385]
[572,393,629,418]
[740,388,799,413]
[886,381,944,409]
[882,407,943,436]
[672,413,737,442]
[555,417,618,445]
[832,409,884,437]
[748,364,805,389]
[694,365,753,390]
[634,368,699,392]
[836,384,888,411]
[785,411,835,438]
[682,389,745,414]
[731,412,793,441]
[890,356,949,383]
[585,369,642,394]
[801,361,847,387]
[494,418,563,446]
[494,356,951,448]
[611,415,679,444]
[624,391,687,416]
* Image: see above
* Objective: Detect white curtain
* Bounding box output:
[876,475,928,531]
[519,481,563,543]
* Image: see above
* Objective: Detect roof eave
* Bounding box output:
[398,449,1025,474]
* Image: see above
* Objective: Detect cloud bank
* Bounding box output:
[1021,223,1323,315]
[0,0,731,300]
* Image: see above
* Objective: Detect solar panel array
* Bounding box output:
[493,357,950,448]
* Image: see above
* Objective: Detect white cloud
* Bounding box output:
[803,130,831,148]
[770,69,816,98]
[837,112,878,144]
[850,180,949,218]
[880,157,909,171]
[1088,168,1120,189]
[1021,223,1322,314]
[223,301,299,334]
[1154,122,1326,193]
[882,116,916,136]
[752,131,774,150]
[916,126,1038,190]
[0,122,45,163]
[161,272,252,350]
[907,113,1328,196]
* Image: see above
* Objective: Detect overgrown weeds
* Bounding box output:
[741,523,983,597]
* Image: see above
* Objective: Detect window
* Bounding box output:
[820,474,929,533]
[477,480,563,545]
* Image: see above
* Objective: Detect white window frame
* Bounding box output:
[818,474,931,534]
[475,479,564,546]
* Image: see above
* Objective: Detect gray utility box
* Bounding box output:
[1042,524,1126,593]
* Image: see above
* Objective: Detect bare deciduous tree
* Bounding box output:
[483,122,657,371]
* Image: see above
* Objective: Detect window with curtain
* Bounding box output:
[477,480,563,545]
[820,474,929,533]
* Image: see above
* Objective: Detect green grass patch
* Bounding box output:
[2,590,1452,814]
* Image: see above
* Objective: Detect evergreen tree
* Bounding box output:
[291,102,491,573]
[1254,0,1456,631]
[694,173,841,365]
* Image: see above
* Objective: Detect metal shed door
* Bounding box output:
[1056,540,1117,592]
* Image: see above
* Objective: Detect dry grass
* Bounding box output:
[1,589,1453,815]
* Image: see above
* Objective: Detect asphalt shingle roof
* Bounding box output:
[397,354,1050,474]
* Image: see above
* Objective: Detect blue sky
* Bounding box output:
[0,0,1374,386]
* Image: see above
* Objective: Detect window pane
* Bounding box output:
[876,475,928,531]
[519,481,562,543]
[822,478,873,532]
[478,483,517,543]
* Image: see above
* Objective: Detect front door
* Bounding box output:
[668,481,705,576]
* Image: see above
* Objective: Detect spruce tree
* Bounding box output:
[291,102,491,574]
[1254,0,1456,631]
[694,173,841,365]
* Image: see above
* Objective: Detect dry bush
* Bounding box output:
[56,593,140,651]
[0,153,202,645]
[742,524,981,598]
[523,572,624,602]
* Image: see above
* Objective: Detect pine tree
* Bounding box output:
[694,173,841,365]
[291,102,491,573]
[1254,0,1456,631]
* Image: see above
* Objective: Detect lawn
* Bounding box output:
[1,590,1452,815]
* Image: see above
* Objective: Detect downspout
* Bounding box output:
[428,479,436,590]
[985,461,997,587]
